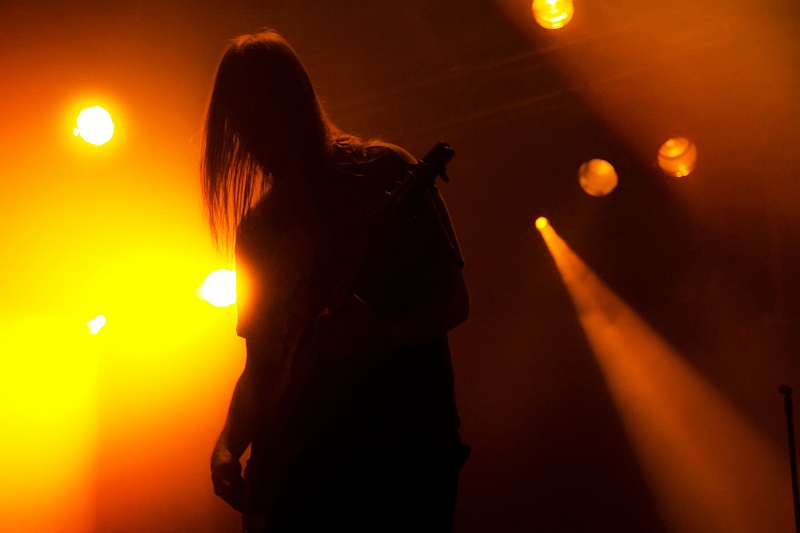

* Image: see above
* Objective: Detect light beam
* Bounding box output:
[537,220,794,533]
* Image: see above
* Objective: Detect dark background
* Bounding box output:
[2,1,799,531]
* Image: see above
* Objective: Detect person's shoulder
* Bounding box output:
[365,141,417,166]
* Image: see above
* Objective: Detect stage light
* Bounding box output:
[87,315,106,335]
[535,216,549,230]
[198,269,236,307]
[578,159,618,197]
[532,0,574,29]
[658,137,697,178]
[74,106,114,146]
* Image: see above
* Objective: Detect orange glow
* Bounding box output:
[91,297,243,531]
[532,0,574,30]
[535,216,549,230]
[3,86,241,526]
[658,137,697,178]
[578,159,618,197]
[0,316,98,532]
[74,106,115,146]
[537,223,794,533]
[198,269,237,307]
[1,25,250,528]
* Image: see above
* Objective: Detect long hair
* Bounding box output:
[201,29,349,254]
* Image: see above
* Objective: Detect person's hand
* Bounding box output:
[210,447,247,512]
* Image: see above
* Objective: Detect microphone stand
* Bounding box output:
[780,385,799,533]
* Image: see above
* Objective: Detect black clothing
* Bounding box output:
[234,143,467,530]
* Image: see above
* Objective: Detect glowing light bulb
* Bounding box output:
[87,315,107,335]
[199,269,237,307]
[533,0,574,29]
[535,217,549,230]
[74,106,114,146]
[658,137,697,178]
[579,159,618,197]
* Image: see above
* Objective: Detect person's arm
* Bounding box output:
[210,364,257,512]
[211,343,286,512]
[211,227,313,512]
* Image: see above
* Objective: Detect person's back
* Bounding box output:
[237,142,467,526]
[201,30,470,532]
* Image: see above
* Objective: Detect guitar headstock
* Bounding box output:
[417,141,455,183]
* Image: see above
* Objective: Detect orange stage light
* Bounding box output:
[532,0,574,30]
[658,137,697,178]
[578,159,618,197]
[198,269,237,307]
[74,106,115,146]
[87,314,107,334]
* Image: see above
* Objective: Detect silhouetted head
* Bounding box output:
[201,29,336,251]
